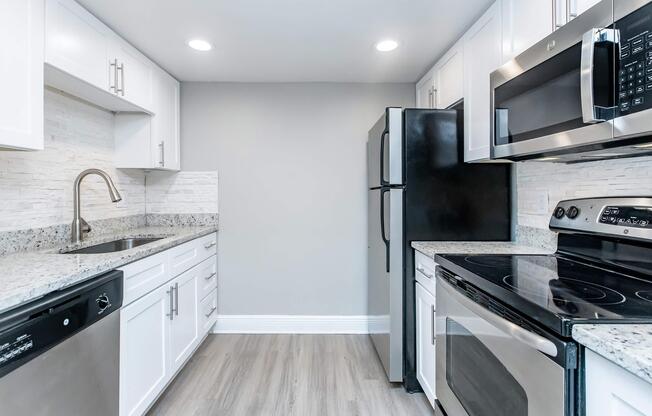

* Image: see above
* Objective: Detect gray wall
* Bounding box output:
[181,83,415,315]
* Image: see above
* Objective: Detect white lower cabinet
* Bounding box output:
[585,349,652,416]
[119,234,217,416]
[120,284,170,416]
[415,282,436,407]
[168,267,200,370]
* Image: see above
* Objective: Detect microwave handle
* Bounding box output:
[580,28,619,123]
[438,274,558,357]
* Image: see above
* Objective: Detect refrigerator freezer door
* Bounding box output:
[367,108,403,188]
[368,187,403,382]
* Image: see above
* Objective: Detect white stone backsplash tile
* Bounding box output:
[516,157,652,232]
[0,89,218,240]
[0,89,146,232]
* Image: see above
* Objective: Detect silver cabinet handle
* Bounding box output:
[580,28,619,123]
[205,272,217,281]
[552,0,564,29]
[205,306,217,318]
[439,276,558,357]
[158,141,165,167]
[430,304,435,345]
[204,241,217,249]
[174,282,179,316]
[432,88,437,108]
[566,0,577,22]
[110,59,118,93]
[428,87,434,108]
[166,286,174,320]
[119,63,125,96]
[416,265,434,279]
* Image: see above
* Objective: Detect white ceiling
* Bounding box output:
[77,0,493,83]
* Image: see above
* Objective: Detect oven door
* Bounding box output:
[490,0,616,160]
[436,275,568,416]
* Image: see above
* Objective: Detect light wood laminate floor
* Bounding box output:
[147,334,435,416]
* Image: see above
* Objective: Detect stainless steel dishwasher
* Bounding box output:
[0,270,123,416]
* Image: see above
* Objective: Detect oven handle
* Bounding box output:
[439,276,558,358]
[580,28,619,123]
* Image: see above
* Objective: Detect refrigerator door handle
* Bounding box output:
[379,129,389,187]
[380,188,390,273]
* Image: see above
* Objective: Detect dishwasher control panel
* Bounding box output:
[0,270,123,378]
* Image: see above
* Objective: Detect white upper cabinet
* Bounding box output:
[109,39,154,111]
[0,0,44,150]
[416,72,436,109]
[463,1,503,162]
[502,0,553,60]
[45,0,155,114]
[435,43,464,109]
[416,42,464,110]
[45,0,109,91]
[114,67,180,171]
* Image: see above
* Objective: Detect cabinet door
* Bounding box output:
[463,1,503,162]
[569,0,601,21]
[585,349,652,416]
[45,0,109,91]
[415,283,436,407]
[416,73,436,108]
[168,267,200,372]
[111,40,154,112]
[436,46,464,109]
[0,0,44,151]
[120,284,171,416]
[151,68,180,170]
[502,0,553,60]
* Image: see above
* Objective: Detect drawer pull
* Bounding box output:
[205,306,217,318]
[204,241,217,249]
[416,265,434,279]
[205,272,217,280]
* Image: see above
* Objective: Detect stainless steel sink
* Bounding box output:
[63,237,163,254]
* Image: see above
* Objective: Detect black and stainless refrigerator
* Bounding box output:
[367,107,511,390]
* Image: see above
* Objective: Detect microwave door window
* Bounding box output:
[446,318,528,416]
[495,43,589,146]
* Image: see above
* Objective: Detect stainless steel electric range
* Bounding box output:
[433,197,652,416]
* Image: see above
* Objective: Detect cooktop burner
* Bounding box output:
[636,290,652,302]
[501,275,626,305]
[435,253,652,337]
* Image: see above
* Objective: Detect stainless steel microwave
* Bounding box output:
[490,0,652,162]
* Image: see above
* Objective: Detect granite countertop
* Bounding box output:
[0,225,218,314]
[573,324,652,384]
[411,241,553,258]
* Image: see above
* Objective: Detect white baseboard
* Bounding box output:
[212,315,385,334]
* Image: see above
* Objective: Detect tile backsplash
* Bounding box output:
[0,89,218,237]
[516,156,652,247]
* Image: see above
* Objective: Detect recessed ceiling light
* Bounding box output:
[188,39,212,51]
[375,39,399,52]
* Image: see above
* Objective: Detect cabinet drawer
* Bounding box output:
[198,289,218,335]
[120,250,169,306]
[197,255,217,301]
[168,233,217,277]
[415,251,437,296]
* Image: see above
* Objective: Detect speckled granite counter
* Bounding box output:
[411,241,552,258]
[0,225,217,314]
[573,324,652,384]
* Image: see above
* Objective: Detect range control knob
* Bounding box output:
[566,206,580,219]
[554,207,566,219]
[96,294,110,312]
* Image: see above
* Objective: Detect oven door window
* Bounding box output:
[494,39,615,146]
[446,318,528,416]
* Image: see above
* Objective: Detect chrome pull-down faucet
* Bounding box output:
[71,169,122,243]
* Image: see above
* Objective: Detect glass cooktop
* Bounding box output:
[435,254,652,337]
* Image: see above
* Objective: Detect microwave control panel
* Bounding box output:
[617,3,652,115]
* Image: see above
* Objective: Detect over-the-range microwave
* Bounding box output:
[490,0,652,162]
